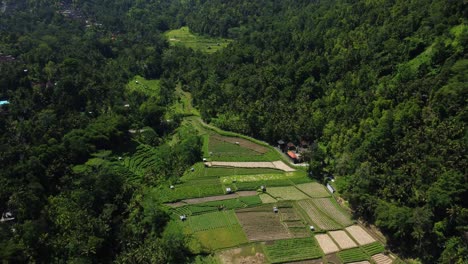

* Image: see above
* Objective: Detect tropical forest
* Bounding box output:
[0,0,466,263]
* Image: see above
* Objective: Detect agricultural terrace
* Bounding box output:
[127,75,160,96]
[345,225,377,245]
[329,230,358,249]
[338,248,369,263]
[170,196,262,217]
[310,198,354,227]
[236,206,291,241]
[183,210,239,232]
[267,186,309,201]
[296,182,331,198]
[164,26,232,53]
[371,253,393,264]
[297,199,342,230]
[315,234,340,254]
[193,225,248,251]
[264,237,323,263]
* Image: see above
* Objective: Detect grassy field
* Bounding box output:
[337,247,369,263]
[264,237,323,263]
[310,198,354,227]
[296,199,342,231]
[194,226,248,251]
[185,210,239,232]
[127,75,160,96]
[172,196,262,216]
[165,26,232,54]
[166,84,200,118]
[158,178,224,202]
[208,136,281,162]
[267,186,310,201]
[296,182,331,198]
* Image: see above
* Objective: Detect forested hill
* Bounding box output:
[0,0,466,263]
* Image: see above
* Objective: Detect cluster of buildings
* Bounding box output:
[277,139,311,164]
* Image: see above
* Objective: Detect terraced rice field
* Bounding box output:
[338,247,369,263]
[296,182,331,198]
[310,198,354,227]
[186,210,240,232]
[345,225,376,245]
[210,134,269,154]
[371,253,393,264]
[259,193,277,203]
[194,226,248,250]
[297,200,341,230]
[328,230,358,249]
[264,237,323,263]
[268,186,310,201]
[315,234,339,254]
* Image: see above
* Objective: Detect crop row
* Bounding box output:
[297,200,342,230]
[362,242,385,256]
[311,198,353,226]
[188,210,239,232]
[264,237,323,263]
[337,247,369,263]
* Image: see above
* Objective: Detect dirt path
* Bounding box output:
[206,161,295,172]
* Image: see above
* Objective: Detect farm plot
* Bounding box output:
[207,167,283,177]
[220,172,295,184]
[186,210,239,232]
[328,230,358,249]
[165,26,231,54]
[345,225,376,245]
[310,198,353,227]
[194,226,248,251]
[264,237,323,263]
[297,200,341,230]
[236,208,291,241]
[296,183,331,198]
[217,244,267,264]
[280,207,309,238]
[211,134,269,154]
[315,234,339,254]
[209,136,262,157]
[207,161,295,172]
[338,248,369,263]
[171,196,262,217]
[362,242,385,255]
[259,193,277,203]
[347,261,371,264]
[268,186,309,201]
[158,179,224,202]
[371,253,393,264]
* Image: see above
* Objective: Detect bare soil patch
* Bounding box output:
[218,244,267,264]
[211,134,269,154]
[345,225,376,245]
[328,230,357,249]
[315,234,339,254]
[236,208,291,241]
[347,262,371,264]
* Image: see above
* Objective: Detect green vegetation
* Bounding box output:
[264,237,323,263]
[127,75,160,96]
[362,242,385,256]
[172,196,262,216]
[267,186,310,201]
[338,248,369,263]
[164,26,231,53]
[193,226,248,251]
[158,179,224,202]
[184,210,240,232]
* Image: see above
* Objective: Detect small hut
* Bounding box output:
[225,187,232,194]
[273,207,278,213]
[179,215,187,221]
[309,225,315,231]
[260,185,266,192]
[170,185,174,189]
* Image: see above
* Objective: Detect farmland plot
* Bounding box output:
[371,253,393,264]
[207,161,295,172]
[268,186,309,201]
[187,210,239,232]
[194,226,248,250]
[236,208,291,241]
[345,225,376,245]
[362,242,385,255]
[338,248,369,263]
[264,237,323,263]
[315,234,339,254]
[297,200,341,230]
[259,193,277,203]
[310,198,353,227]
[210,134,269,154]
[296,183,331,198]
[328,230,358,249]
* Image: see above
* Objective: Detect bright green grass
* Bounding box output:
[234,179,295,191]
[264,237,323,263]
[159,179,224,202]
[127,75,160,96]
[338,247,369,263]
[310,198,353,227]
[194,226,248,250]
[362,242,385,256]
[165,26,232,54]
[185,210,239,232]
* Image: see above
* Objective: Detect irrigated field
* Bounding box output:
[310,198,354,227]
[194,226,248,251]
[185,210,240,232]
[264,237,323,263]
[297,200,341,230]
[338,248,369,263]
[328,230,358,249]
